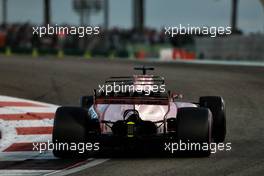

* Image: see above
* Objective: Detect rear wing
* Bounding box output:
[94,66,169,105]
[105,75,165,86]
[95,96,169,105]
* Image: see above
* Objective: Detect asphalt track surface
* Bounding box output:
[0,56,264,176]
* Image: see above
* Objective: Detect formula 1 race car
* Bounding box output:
[52,66,226,158]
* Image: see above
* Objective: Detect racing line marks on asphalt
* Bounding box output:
[44,159,109,176]
[0,169,57,176]
[0,95,108,176]
[0,158,108,176]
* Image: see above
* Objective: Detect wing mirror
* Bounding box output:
[172,92,183,101]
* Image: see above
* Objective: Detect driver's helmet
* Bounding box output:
[123,109,141,122]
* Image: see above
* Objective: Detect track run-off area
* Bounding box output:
[0,56,263,176]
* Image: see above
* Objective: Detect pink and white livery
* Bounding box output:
[52,66,226,158]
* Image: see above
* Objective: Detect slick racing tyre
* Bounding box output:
[176,107,213,157]
[52,107,92,158]
[199,96,226,143]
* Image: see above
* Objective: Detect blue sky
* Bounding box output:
[1,0,264,33]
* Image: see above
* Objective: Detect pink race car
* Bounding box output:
[52,66,226,158]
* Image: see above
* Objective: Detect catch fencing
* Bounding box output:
[195,35,264,61]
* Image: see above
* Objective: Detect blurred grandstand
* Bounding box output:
[0,20,202,59]
[0,23,172,58]
[0,0,263,60]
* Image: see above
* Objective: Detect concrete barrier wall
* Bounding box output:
[195,35,264,61]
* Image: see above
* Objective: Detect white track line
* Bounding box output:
[44,159,109,176]
[140,58,264,67]
[0,159,108,176]
[0,170,56,176]
[0,151,55,161]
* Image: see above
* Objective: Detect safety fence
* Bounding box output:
[195,35,264,61]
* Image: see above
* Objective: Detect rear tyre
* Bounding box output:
[176,107,212,157]
[52,107,90,158]
[199,96,226,143]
